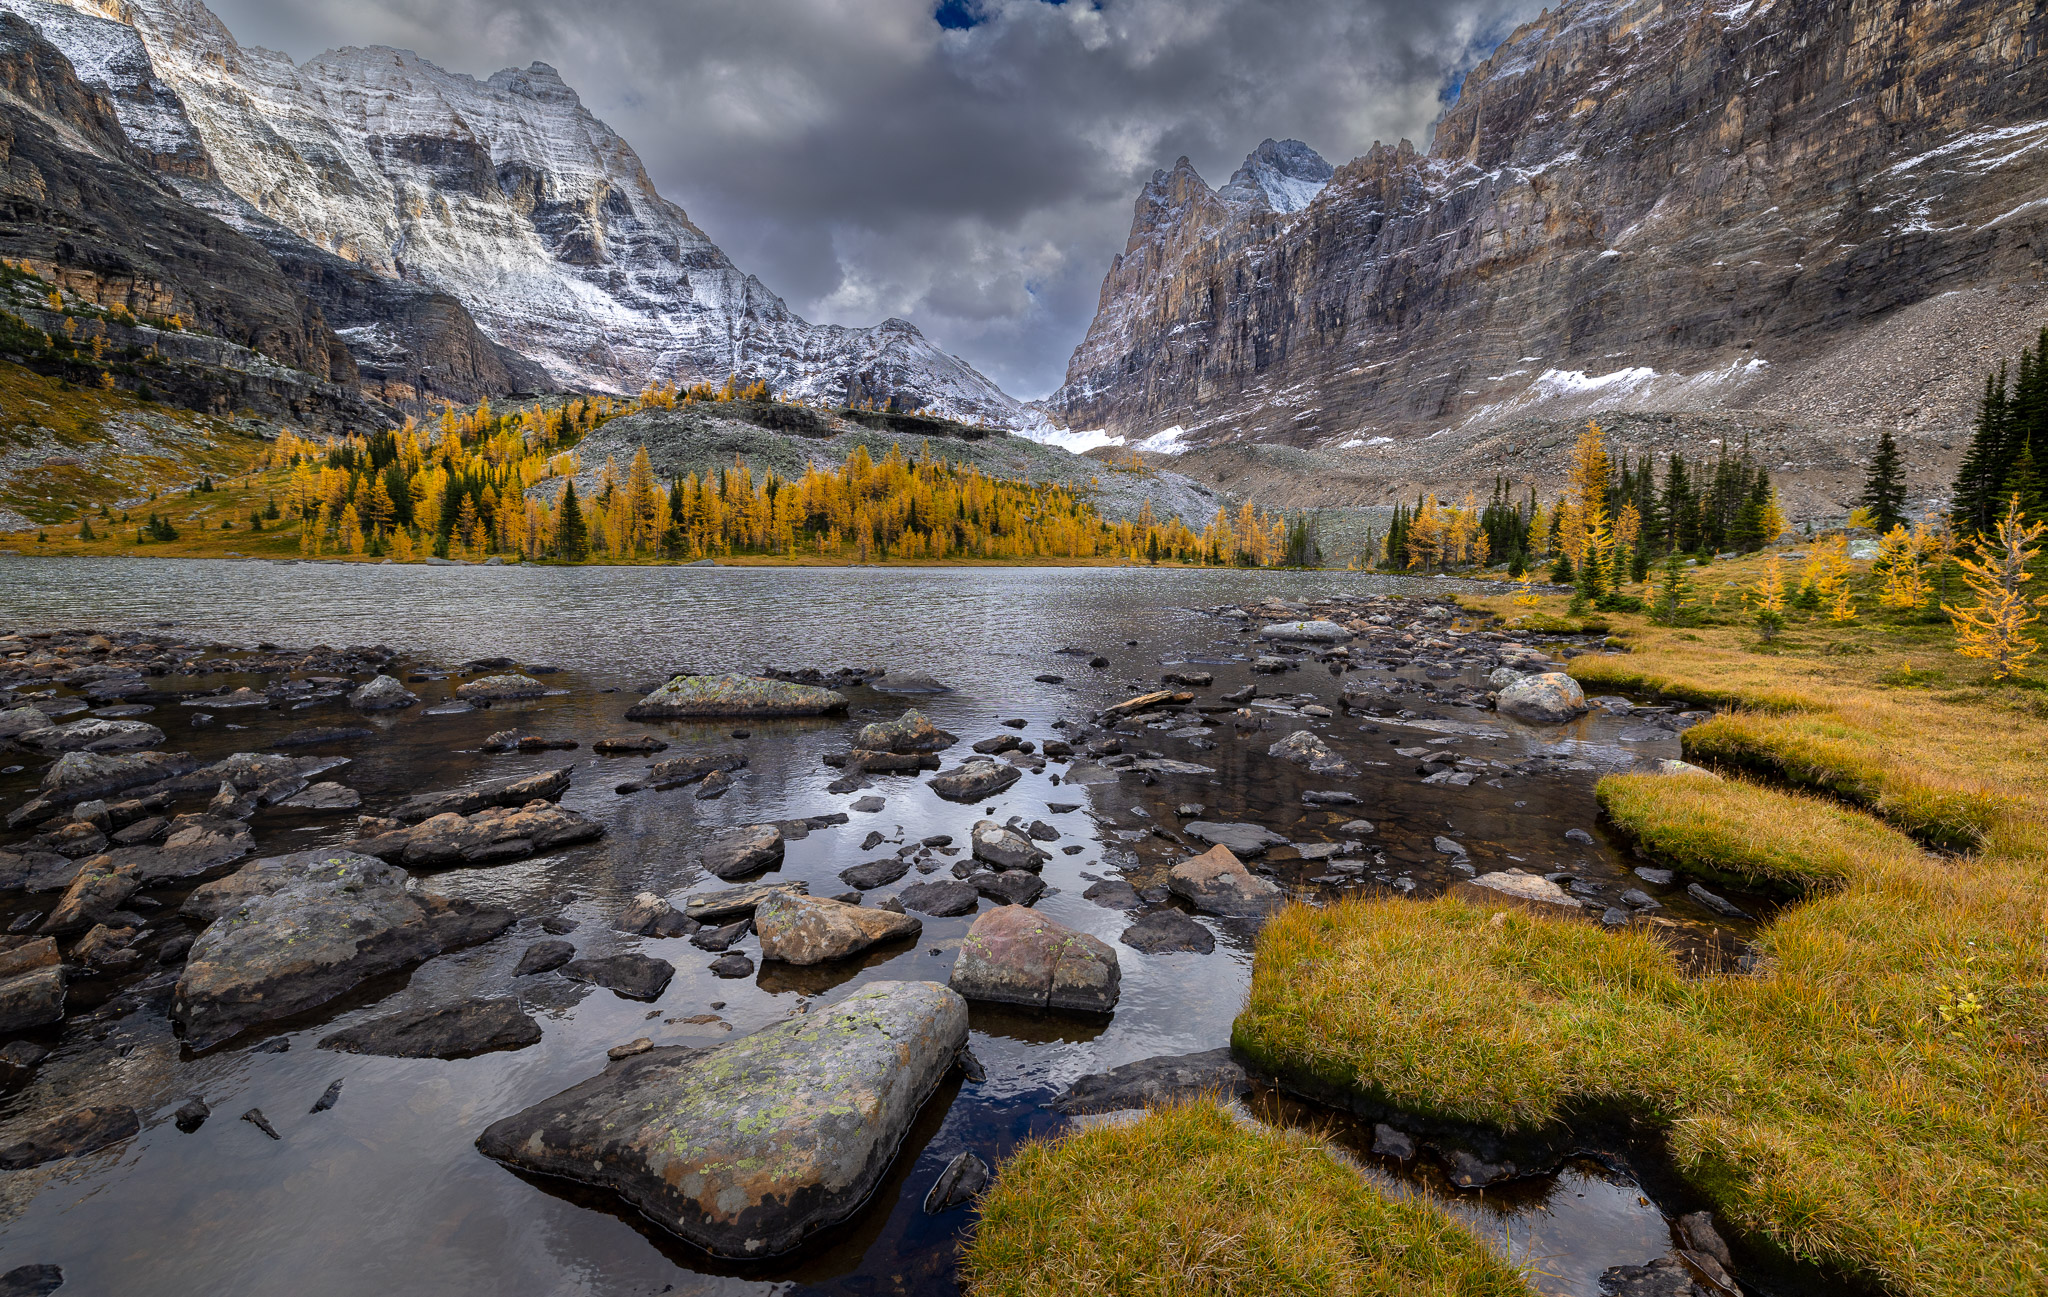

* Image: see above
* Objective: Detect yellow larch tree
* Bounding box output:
[1944,495,2047,680]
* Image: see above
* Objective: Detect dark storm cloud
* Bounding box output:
[206,0,1543,398]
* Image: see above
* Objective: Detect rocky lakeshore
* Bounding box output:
[0,579,1777,1295]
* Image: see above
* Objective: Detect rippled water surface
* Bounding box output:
[0,558,1748,1296]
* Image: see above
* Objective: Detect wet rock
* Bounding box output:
[96,814,255,886]
[108,817,165,847]
[1452,871,1585,913]
[708,953,754,978]
[648,752,748,789]
[950,906,1119,1012]
[0,1105,138,1168]
[476,980,966,1258]
[840,858,911,890]
[1597,1256,1718,1296]
[1266,729,1356,776]
[923,1150,990,1213]
[0,938,58,981]
[1051,1047,1247,1114]
[310,1080,343,1113]
[966,870,1046,907]
[561,954,675,1001]
[1119,908,1214,954]
[319,999,542,1059]
[0,706,50,739]
[1494,673,1589,724]
[756,892,921,964]
[1258,620,1351,643]
[356,803,602,869]
[701,824,785,880]
[897,880,980,916]
[514,940,576,976]
[0,966,65,1032]
[1168,844,1283,917]
[928,757,1022,803]
[348,675,418,711]
[1433,836,1468,856]
[41,859,138,934]
[241,1109,280,1141]
[392,767,572,823]
[37,750,196,804]
[15,718,164,753]
[1688,883,1751,919]
[971,734,1022,756]
[970,820,1049,872]
[1182,822,1286,858]
[871,672,951,695]
[690,920,751,952]
[1372,1124,1416,1159]
[276,783,361,811]
[455,674,547,702]
[617,892,686,936]
[1162,670,1213,687]
[627,673,846,719]
[25,821,106,859]
[173,1098,210,1132]
[684,879,809,924]
[854,710,956,754]
[608,1038,654,1060]
[173,850,510,1051]
[593,735,669,755]
[1082,880,1143,909]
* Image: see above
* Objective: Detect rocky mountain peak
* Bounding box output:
[487,61,580,107]
[1218,138,1332,213]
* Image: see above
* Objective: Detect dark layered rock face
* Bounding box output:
[1051,0,2048,449]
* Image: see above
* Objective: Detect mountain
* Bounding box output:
[14,0,1039,428]
[1049,0,2048,470]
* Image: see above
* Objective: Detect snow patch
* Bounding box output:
[1135,425,1191,455]
[1037,428,1123,455]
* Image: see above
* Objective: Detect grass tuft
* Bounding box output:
[962,1100,1535,1297]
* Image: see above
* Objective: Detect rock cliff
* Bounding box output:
[1051,0,2048,456]
[22,0,1038,426]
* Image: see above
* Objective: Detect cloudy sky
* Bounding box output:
[207,0,1541,399]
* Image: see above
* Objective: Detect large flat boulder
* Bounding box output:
[475,980,966,1258]
[1495,672,1589,724]
[1168,844,1284,917]
[37,751,196,803]
[626,674,846,720]
[1182,821,1286,859]
[756,892,920,965]
[354,801,603,868]
[949,906,1119,1012]
[392,767,572,823]
[172,850,513,1051]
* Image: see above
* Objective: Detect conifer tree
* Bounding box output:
[1858,428,1908,534]
[554,481,589,560]
[1945,494,2047,679]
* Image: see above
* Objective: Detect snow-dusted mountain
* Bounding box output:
[10,0,1041,427]
[1217,139,1333,214]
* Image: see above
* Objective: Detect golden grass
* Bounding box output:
[961,1100,1535,1297]
[1237,565,2048,1295]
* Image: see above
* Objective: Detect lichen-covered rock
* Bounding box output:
[970,820,1048,872]
[348,674,418,711]
[755,892,921,965]
[474,980,967,1257]
[700,824,785,880]
[172,850,513,1051]
[928,757,1022,803]
[15,718,164,753]
[1266,729,1356,777]
[1494,672,1589,724]
[626,674,846,720]
[949,906,1120,1012]
[1168,844,1283,917]
[454,673,547,701]
[853,710,956,754]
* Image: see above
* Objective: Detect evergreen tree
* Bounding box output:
[2004,442,2048,526]
[554,481,589,560]
[1953,364,2011,533]
[1858,428,1907,534]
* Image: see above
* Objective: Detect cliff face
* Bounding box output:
[20,0,1038,426]
[1051,0,2048,450]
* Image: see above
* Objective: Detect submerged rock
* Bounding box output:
[755,892,921,965]
[949,906,1119,1012]
[476,981,966,1258]
[1168,844,1283,917]
[626,674,846,720]
[1494,673,1589,724]
[923,1150,990,1213]
[0,1105,139,1169]
[319,999,542,1059]
[871,672,951,695]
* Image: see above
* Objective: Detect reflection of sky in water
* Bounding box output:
[0,559,1718,1295]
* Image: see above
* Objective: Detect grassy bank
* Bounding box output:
[1230,562,2048,1295]
[961,1100,1534,1297]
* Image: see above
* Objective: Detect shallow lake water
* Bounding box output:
[0,557,1767,1296]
